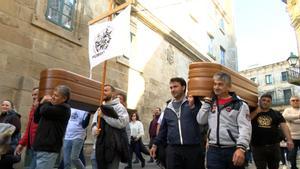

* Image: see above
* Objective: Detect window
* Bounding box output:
[281,71,288,81]
[283,89,292,104]
[208,34,214,56]
[219,18,225,34]
[265,74,273,84]
[46,0,76,30]
[250,77,256,83]
[220,46,225,65]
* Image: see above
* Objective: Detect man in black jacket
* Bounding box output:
[33,85,71,169]
[150,77,204,169]
[95,84,129,169]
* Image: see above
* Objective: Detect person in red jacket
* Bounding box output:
[14,87,39,169]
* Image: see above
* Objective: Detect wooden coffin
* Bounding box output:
[38,69,103,112]
[188,62,258,109]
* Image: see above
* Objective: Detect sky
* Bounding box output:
[234,0,298,71]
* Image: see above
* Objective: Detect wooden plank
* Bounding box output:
[88,1,132,25]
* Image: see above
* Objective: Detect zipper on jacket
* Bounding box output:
[178,118,183,144]
[216,99,221,145]
[170,99,185,145]
[177,106,183,145]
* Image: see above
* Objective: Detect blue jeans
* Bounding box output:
[25,148,36,169]
[35,151,58,169]
[207,146,244,169]
[63,138,85,169]
[90,149,97,169]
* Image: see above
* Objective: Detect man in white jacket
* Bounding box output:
[282,96,300,169]
[197,72,252,169]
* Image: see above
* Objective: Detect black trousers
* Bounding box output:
[289,139,300,169]
[166,144,204,169]
[252,144,280,169]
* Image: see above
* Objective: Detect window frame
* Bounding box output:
[265,74,273,84]
[45,0,76,31]
[220,46,225,65]
[281,71,288,81]
[250,77,256,83]
[32,0,82,46]
[219,18,225,34]
[283,89,292,104]
[208,34,214,56]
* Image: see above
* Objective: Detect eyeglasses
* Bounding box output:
[291,100,299,102]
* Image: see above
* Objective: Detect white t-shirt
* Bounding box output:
[64,108,88,140]
[129,120,144,138]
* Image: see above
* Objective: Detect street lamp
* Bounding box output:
[287,52,299,67]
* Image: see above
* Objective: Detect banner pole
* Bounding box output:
[97,0,113,130]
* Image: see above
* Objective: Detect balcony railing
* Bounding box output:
[287,67,300,86]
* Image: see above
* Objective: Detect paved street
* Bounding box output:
[84,161,292,169]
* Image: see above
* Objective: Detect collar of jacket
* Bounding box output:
[166,96,188,113]
[212,92,240,103]
[4,110,21,118]
[104,98,120,106]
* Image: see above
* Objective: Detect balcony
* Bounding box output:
[287,67,300,86]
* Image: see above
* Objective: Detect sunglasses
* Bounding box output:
[291,100,299,102]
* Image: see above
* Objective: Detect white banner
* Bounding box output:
[88,5,131,69]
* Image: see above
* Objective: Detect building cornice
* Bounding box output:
[286,0,300,30]
[240,60,289,73]
[132,2,213,62]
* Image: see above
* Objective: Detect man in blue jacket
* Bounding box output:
[150,77,204,169]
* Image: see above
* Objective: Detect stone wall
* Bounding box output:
[0,0,197,162]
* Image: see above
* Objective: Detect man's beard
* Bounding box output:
[103,95,112,102]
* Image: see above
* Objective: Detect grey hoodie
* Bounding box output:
[102,98,129,129]
[197,93,251,150]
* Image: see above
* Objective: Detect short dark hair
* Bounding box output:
[156,107,161,112]
[104,84,115,92]
[260,93,272,100]
[170,77,186,92]
[130,112,140,121]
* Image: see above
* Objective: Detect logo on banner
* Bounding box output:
[92,26,113,59]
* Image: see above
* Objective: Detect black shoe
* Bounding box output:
[141,160,145,168]
[147,158,154,163]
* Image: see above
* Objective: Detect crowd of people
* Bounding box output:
[1,72,300,169]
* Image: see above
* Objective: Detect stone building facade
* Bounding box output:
[284,0,300,55]
[0,0,237,167]
[240,60,300,111]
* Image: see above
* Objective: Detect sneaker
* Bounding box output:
[282,165,288,169]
